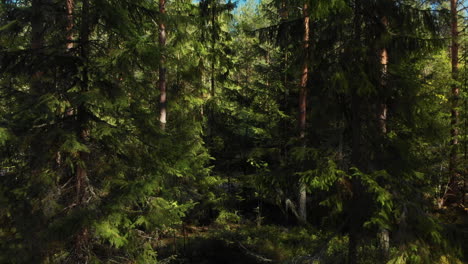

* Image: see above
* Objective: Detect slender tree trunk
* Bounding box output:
[66,0,74,51]
[210,0,216,97]
[279,0,292,222]
[65,0,74,118]
[77,0,90,206]
[298,1,310,223]
[159,0,167,130]
[280,0,288,88]
[378,25,390,264]
[378,38,388,135]
[74,0,90,261]
[299,3,309,141]
[348,1,361,263]
[377,16,390,262]
[445,0,461,206]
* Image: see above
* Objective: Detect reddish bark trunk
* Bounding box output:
[298,1,309,223]
[445,0,461,206]
[73,0,90,260]
[159,0,167,129]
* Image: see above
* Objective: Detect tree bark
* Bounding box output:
[378,16,390,262]
[378,34,388,135]
[77,0,90,205]
[66,0,74,51]
[298,1,310,224]
[445,0,461,206]
[280,0,287,87]
[31,0,45,94]
[210,0,216,97]
[65,0,75,118]
[73,0,90,261]
[159,0,167,130]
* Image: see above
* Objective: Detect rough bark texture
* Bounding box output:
[298,1,309,224]
[378,16,390,262]
[66,0,74,51]
[445,0,461,206]
[378,34,388,135]
[159,0,167,130]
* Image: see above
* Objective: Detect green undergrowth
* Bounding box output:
[157,221,466,264]
[158,224,349,263]
[214,225,348,263]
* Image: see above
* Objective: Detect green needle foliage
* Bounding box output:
[0,0,466,263]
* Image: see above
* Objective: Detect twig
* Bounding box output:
[237,242,273,263]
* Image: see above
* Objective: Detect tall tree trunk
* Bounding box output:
[445,0,461,206]
[280,0,288,89]
[348,1,361,263]
[210,0,216,97]
[378,17,390,262]
[77,0,90,206]
[298,1,309,223]
[159,0,167,130]
[55,0,75,167]
[65,0,75,118]
[74,0,90,261]
[279,0,291,221]
[378,38,388,135]
[66,0,74,51]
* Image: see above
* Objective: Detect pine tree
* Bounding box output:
[0,0,212,262]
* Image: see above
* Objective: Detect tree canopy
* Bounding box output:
[0,0,466,263]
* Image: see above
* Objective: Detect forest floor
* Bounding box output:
[156,223,352,264]
[155,219,467,264]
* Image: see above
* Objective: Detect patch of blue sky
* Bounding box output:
[192,0,260,11]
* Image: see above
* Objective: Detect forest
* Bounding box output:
[0,0,467,263]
